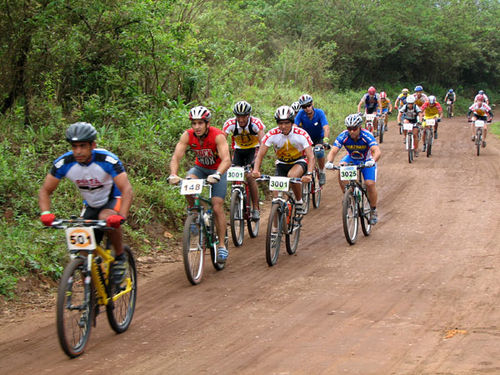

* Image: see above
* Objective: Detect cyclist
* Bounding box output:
[252,105,314,215]
[169,106,231,263]
[357,86,382,134]
[397,95,423,156]
[413,85,428,107]
[444,89,456,117]
[377,91,393,131]
[223,100,265,221]
[474,90,490,105]
[291,101,301,117]
[420,95,443,147]
[394,88,410,110]
[325,114,381,225]
[38,122,133,284]
[468,95,493,147]
[294,94,330,186]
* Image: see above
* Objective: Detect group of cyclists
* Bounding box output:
[37,86,493,273]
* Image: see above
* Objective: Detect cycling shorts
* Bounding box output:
[340,155,377,182]
[187,165,228,199]
[402,116,419,124]
[232,148,257,167]
[310,139,325,158]
[275,161,308,177]
[366,107,378,115]
[379,108,389,114]
[472,114,487,121]
[82,197,121,219]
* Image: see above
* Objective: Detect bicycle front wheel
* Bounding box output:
[230,189,244,247]
[286,209,301,255]
[246,189,260,238]
[312,172,321,208]
[379,119,384,143]
[408,134,414,164]
[107,246,137,333]
[266,203,283,266]
[476,129,481,156]
[182,213,205,285]
[57,257,94,358]
[426,129,433,157]
[359,189,372,237]
[342,188,359,245]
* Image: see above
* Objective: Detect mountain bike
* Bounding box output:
[402,121,420,163]
[175,178,228,285]
[227,165,259,247]
[446,100,453,118]
[302,144,331,214]
[422,117,439,157]
[258,175,303,266]
[332,164,372,245]
[364,113,376,134]
[50,218,137,358]
[472,119,489,156]
[377,112,387,143]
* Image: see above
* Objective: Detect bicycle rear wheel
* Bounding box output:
[408,134,413,163]
[57,257,94,358]
[312,171,321,208]
[265,203,283,266]
[342,188,358,245]
[246,189,260,238]
[476,129,481,156]
[286,208,301,255]
[426,129,433,157]
[106,246,137,333]
[230,189,244,247]
[182,213,205,285]
[359,189,372,237]
[447,105,452,118]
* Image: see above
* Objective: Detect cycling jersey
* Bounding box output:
[445,93,456,103]
[380,98,391,110]
[51,149,125,208]
[399,104,422,121]
[294,108,329,143]
[413,93,428,107]
[361,93,380,111]
[474,94,489,103]
[187,126,224,170]
[223,116,265,149]
[469,102,492,117]
[420,102,442,118]
[395,93,408,108]
[262,125,313,164]
[333,129,378,161]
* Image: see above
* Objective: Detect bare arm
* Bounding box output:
[370,145,381,163]
[215,133,231,174]
[252,144,269,175]
[326,145,340,163]
[304,146,315,174]
[357,99,364,113]
[323,124,330,140]
[38,174,61,212]
[169,131,190,176]
[113,172,133,219]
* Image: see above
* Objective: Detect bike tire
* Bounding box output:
[379,118,384,143]
[447,106,452,118]
[302,182,310,215]
[285,207,301,255]
[107,246,137,333]
[246,190,260,238]
[229,189,244,247]
[426,129,432,157]
[342,188,358,245]
[182,213,205,285]
[210,227,227,271]
[265,203,283,266]
[408,134,413,164]
[476,129,481,156]
[312,172,321,208]
[359,188,372,237]
[57,257,94,358]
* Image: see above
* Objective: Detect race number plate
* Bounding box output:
[403,122,414,131]
[365,114,376,122]
[180,179,204,195]
[340,165,358,181]
[65,227,96,251]
[226,167,245,182]
[475,120,485,128]
[426,118,436,126]
[269,176,289,192]
[447,100,452,105]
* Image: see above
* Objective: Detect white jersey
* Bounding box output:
[262,125,313,164]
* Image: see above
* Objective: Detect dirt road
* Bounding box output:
[1,117,499,374]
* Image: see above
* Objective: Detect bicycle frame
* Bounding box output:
[187,182,217,248]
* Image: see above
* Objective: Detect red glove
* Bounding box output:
[40,212,56,226]
[106,214,125,228]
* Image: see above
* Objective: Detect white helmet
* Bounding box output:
[298,94,313,106]
[291,101,300,112]
[406,95,416,104]
[345,114,363,128]
[428,95,436,104]
[274,106,295,122]
[189,106,211,121]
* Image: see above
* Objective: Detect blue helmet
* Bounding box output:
[414,85,423,92]
[448,89,454,93]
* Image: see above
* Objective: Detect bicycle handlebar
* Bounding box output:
[49,218,112,230]
[330,163,367,171]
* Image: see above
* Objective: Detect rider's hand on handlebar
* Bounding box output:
[168,175,181,185]
[207,172,221,184]
[106,214,126,228]
[301,174,312,183]
[252,170,261,178]
[364,160,375,168]
[40,212,56,226]
[325,161,335,170]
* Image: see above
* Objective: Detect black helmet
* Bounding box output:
[233,100,252,116]
[66,122,97,143]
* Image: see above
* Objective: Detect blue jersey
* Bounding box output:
[362,93,380,110]
[50,148,126,208]
[294,108,328,142]
[334,129,378,161]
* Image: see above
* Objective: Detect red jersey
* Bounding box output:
[187,126,224,170]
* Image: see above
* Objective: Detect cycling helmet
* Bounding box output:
[291,101,300,112]
[449,89,454,93]
[478,90,485,95]
[368,86,376,95]
[345,114,363,128]
[402,88,409,94]
[406,95,416,104]
[189,106,211,121]
[414,85,423,92]
[428,95,436,104]
[380,91,387,99]
[274,105,295,122]
[476,94,484,102]
[66,122,97,143]
[298,94,313,106]
[233,100,252,116]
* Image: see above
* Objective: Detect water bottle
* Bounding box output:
[203,210,211,226]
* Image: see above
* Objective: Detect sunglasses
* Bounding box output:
[301,103,312,109]
[347,127,360,132]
